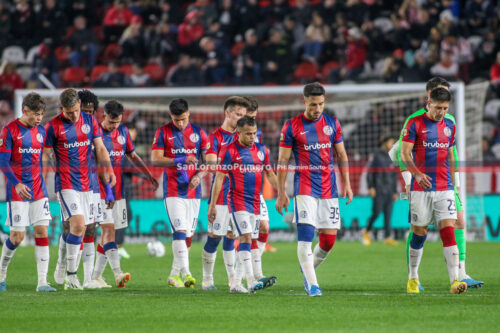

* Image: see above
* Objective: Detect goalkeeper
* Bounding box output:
[389,77,483,289]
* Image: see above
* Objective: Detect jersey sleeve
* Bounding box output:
[333,118,343,144]
[264,146,271,170]
[0,128,20,185]
[279,121,294,148]
[402,119,417,143]
[206,133,218,155]
[125,127,135,154]
[0,127,13,153]
[44,121,55,148]
[91,115,102,139]
[450,124,456,147]
[200,127,208,152]
[152,128,164,150]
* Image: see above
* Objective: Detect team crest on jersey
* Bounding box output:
[153,137,157,145]
[241,221,248,229]
[0,138,3,146]
[300,211,308,219]
[214,223,220,230]
[81,124,91,134]
[323,125,333,136]
[117,135,126,145]
[36,133,43,143]
[280,132,284,141]
[206,142,211,150]
[412,213,418,222]
[257,151,265,161]
[14,215,21,222]
[443,127,451,137]
[189,133,200,143]
[174,218,181,227]
[70,203,78,211]
[402,128,408,137]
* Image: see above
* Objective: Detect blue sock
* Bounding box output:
[66,233,82,245]
[222,237,235,251]
[5,238,18,250]
[410,233,427,250]
[297,223,315,242]
[204,236,220,253]
[103,242,117,252]
[239,242,251,252]
[173,232,186,241]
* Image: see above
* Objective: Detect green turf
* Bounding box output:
[0,241,498,332]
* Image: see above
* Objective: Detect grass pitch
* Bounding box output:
[0,241,498,332]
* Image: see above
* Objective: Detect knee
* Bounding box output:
[85,223,96,237]
[318,232,336,252]
[259,220,269,233]
[239,233,252,244]
[33,226,48,238]
[9,231,24,245]
[62,220,70,236]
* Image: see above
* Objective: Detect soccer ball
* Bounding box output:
[147,241,165,257]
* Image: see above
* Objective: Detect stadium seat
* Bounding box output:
[25,45,40,65]
[143,63,165,82]
[1,46,25,65]
[321,61,341,79]
[62,66,87,85]
[294,61,319,81]
[119,64,133,76]
[16,66,33,82]
[100,43,121,62]
[55,46,70,63]
[89,65,108,82]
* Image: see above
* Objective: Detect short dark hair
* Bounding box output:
[237,115,257,128]
[379,136,394,146]
[78,89,99,111]
[169,98,189,115]
[426,77,450,92]
[303,82,325,97]
[22,92,46,112]
[243,96,258,112]
[104,100,124,118]
[429,87,451,103]
[223,96,249,112]
[60,88,79,109]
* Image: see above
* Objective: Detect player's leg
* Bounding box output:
[313,198,341,271]
[82,223,99,289]
[257,194,270,254]
[54,219,70,285]
[165,197,190,288]
[33,224,55,292]
[222,232,236,286]
[383,195,398,245]
[181,199,200,288]
[363,196,382,245]
[107,199,130,288]
[454,193,483,288]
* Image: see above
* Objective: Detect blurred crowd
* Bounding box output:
[0,0,500,159]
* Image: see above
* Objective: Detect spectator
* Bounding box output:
[68,16,98,69]
[303,12,331,63]
[129,63,151,87]
[474,31,497,77]
[199,36,231,85]
[178,10,204,55]
[166,54,202,87]
[0,1,12,51]
[411,9,433,41]
[119,15,147,63]
[237,0,259,36]
[218,0,238,41]
[482,136,497,163]
[345,0,368,27]
[147,22,177,61]
[490,51,500,83]
[103,0,134,42]
[236,29,262,85]
[383,49,406,83]
[291,0,313,27]
[155,0,183,25]
[94,61,130,87]
[430,50,458,81]
[465,0,494,35]
[406,50,431,82]
[361,20,389,63]
[319,0,345,22]
[0,62,24,102]
[419,27,442,63]
[187,0,217,29]
[329,27,366,83]
[280,15,305,59]
[30,42,60,88]
[262,0,290,25]
[11,0,35,48]
[35,0,67,46]
[441,28,473,82]
[262,28,293,84]
[205,18,228,46]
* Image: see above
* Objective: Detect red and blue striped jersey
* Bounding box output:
[0,119,48,201]
[280,113,343,198]
[207,127,235,205]
[45,112,101,192]
[89,146,100,194]
[402,113,455,191]
[219,141,271,214]
[152,122,208,199]
[99,124,135,200]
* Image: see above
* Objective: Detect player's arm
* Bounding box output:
[93,136,116,187]
[126,151,159,190]
[0,129,30,200]
[150,149,198,166]
[189,151,212,189]
[265,168,279,190]
[334,141,353,204]
[452,144,460,193]
[41,146,53,182]
[449,146,456,188]
[401,141,432,189]
[275,146,291,215]
[207,171,227,223]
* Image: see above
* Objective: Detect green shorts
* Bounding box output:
[455,190,463,212]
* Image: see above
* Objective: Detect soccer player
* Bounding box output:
[53,89,105,289]
[198,96,248,290]
[0,92,55,292]
[208,116,278,293]
[90,100,158,288]
[151,98,208,288]
[243,96,277,287]
[276,82,353,297]
[389,77,483,289]
[401,87,467,294]
[43,88,115,290]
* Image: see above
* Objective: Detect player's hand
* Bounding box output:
[188,175,201,189]
[275,193,289,216]
[149,175,159,191]
[415,173,432,189]
[343,184,353,205]
[393,193,399,202]
[108,170,117,187]
[368,188,376,198]
[15,183,31,200]
[185,156,198,165]
[208,205,217,223]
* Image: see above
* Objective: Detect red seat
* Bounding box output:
[231,41,245,57]
[89,65,108,82]
[143,63,165,82]
[100,43,121,62]
[62,66,87,85]
[119,64,133,76]
[321,61,341,79]
[55,46,70,63]
[294,61,319,80]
